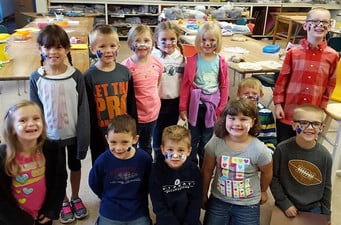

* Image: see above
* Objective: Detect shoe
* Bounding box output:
[71,198,88,219]
[59,201,75,224]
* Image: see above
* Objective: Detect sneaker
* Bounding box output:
[71,198,88,219]
[59,201,75,224]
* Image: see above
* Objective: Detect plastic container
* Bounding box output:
[0,33,10,63]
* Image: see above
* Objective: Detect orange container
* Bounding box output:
[182,44,197,57]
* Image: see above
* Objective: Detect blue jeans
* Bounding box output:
[137,120,157,156]
[189,106,213,168]
[203,196,260,225]
[96,215,151,225]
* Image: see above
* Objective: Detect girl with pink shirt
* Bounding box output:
[0,100,66,225]
[122,24,163,157]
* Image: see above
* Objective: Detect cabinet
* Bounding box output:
[49,1,341,38]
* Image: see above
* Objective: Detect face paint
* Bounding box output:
[245,123,251,133]
[131,43,151,51]
[127,146,131,152]
[244,95,259,102]
[159,40,177,46]
[41,53,47,61]
[17,124,23,131]
[164,152,187,161]
[96,50,102,59]
[296,126,303,134]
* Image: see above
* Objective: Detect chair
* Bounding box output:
[182,44,197,57]
[251,72,279,107]
[319,59,341,183]
[327,37,341,57]
[0,25,8,33]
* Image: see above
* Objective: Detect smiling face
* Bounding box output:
[304,9,331,42]
[90,33,120,65]
[105,131,139,160]
[200,31,218,55]
[40,44,70,67]
[161,139,191,170]
[12,105,44,144]
[157,29,178,55]
[131,31,153,60]
[225,113,255,139]
[292,110,324,144]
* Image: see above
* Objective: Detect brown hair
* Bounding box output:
[89,24,119,47]
[107,114,137,136]
[2,100,46,176]
[214,98,261,138]
[161,125,191,147]
[37,24,72,67]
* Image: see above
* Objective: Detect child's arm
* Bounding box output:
[321,154,332,216]
[270,147,295,212]
[259,160,273,204]
[201,152,216,209]
[88,162,104,199]
[29,72,44,111]
[216,56,229,116]
[179,58,193,121]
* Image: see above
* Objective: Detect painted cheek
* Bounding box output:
[17,124,24,131]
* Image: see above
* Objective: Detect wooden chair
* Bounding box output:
[319,59,341,182]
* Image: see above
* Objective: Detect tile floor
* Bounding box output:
[0,41,340,225]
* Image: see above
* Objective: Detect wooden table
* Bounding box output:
[272,13,307,45]
[181,34,283,78]
[0,16,94,94]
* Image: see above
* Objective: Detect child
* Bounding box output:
[179,21,229,168]
[29,24,90,223]
[149,125,202,225]
[237,77,277,152]
[121,24,163,156]
[0,100,67,225]
[89,114,152,225]
[270,104,332,221]
[273,7,339,143]
[202,98,273,225]
[152,21,185,154]
[84,24,137,164]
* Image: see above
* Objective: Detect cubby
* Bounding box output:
[49,0,341,38]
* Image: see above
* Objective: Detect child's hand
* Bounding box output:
[284,206,298,217]
[180,111,187,121]
[275,104,285,119]
[260,191,268,204]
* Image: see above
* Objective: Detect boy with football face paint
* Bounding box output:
[270,104,332,223]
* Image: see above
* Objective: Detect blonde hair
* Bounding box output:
[293,104,325,122]
[89,24,119,47]
[238,77,264,96]
[2,100,46,176]
[127,24,154,48]
[306,7,331,21]
[161,125,191,148]
[195,21,222,53]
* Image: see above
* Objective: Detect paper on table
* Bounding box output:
[71,44,88,50]
[258,61,282,69]
[223,47,249,54]
[238,62,262,70]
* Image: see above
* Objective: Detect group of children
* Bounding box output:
[0,6,338,225]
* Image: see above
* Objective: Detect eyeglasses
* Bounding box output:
[306,20,331,26]
[294,120,323,129]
